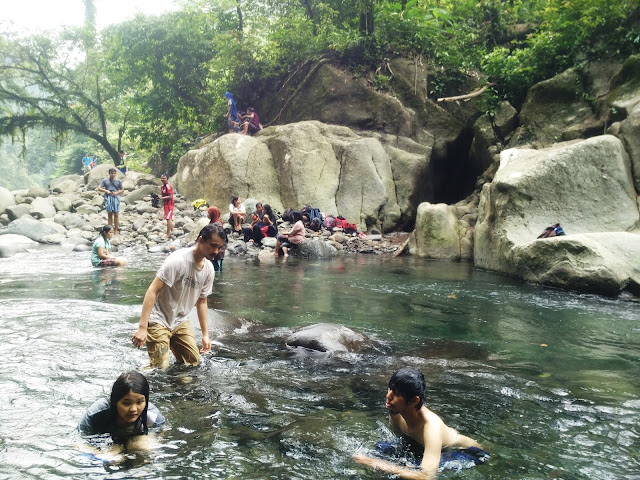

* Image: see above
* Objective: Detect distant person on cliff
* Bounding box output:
[207,206,226,272]
[117,150,127,174]
[239,107,261,135]
[353,367,488,479]
[91,225,127,267]
[96,168,124,235]
[78,371,164,453]
[131,223,226,368]
[224,91,239,133]
[82,154,92,173]
[274,210,305,257]
[229,195,246,232]
[160,173,174,238]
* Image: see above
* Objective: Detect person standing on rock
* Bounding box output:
[97,168,124,236]
[131,223,227,369]
[160,174,174,238]
[224,92,239,133]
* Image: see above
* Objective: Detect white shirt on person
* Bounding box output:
[149,247,214,330]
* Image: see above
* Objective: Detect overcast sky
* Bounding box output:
[1,0,181,33]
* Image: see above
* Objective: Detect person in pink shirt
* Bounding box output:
[274,210,305,257]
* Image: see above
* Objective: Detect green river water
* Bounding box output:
[0,245,638,479]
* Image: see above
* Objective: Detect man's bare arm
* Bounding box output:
[353,455,433,480]
[132,277,164,348]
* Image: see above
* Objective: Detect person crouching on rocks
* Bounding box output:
[91,225,128,267]
[274,210,305,257]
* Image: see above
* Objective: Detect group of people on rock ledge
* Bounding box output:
[224,92,262,135]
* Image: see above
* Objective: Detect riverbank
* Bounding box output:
[0,165,411,259]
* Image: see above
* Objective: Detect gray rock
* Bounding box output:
[86,164,125,189]
[261,236,277,248]
[52,195,73,212]
[27,185,49,198]
[133,217,148,231]
[228,240,248,255]
[0,187,15,215]
[285,323,370,353]
[6,204,31,221]
[475,135,640,295]
[2,216,64,242]
[30,197,56,219]
[50,175,83,194]
[41,233,66,244]
[294,238,338,258]
[53,212,87,230]
[409,203,472,261]
[513,233,640,296]
[123,184,159,204]
[75,204,101,215]
[0,234,37,258]
[73,244,92,252]
[136,204,157,214]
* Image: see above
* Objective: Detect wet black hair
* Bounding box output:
[231,195,239,205]
[263,204,274,220]
[109,371,150,441]
[198,222,227,243]
[108,167,117,174]
[389,367,426,410]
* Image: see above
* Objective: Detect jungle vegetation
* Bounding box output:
[1,0,638,186]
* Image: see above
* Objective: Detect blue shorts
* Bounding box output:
[104,194,120,213]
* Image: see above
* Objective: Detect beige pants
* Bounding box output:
[147,321,200,368]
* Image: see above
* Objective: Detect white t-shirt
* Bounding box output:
[229,203,246,215]
[149,247,214,330]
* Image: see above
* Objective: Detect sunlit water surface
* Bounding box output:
[0,245,638,480]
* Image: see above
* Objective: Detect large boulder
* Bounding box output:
[49,175,83,194]
[475,135,640,295]
[123,184,158,204]
[509,68,601,148]
[512,233,640,296]
[27,185,49,198]
[86,164,125,190]
[30,197,56,219]
[0,187,15,215]
[176,133,284,213]
[293,238,339,258]
[607,55,640,193]
[409,202,473,261]
[0,234,37,258]
[51,195,74,212]
[285,323,370,353]
[1,216,66,243]
[53,212,87,230]
[175,121,419,232]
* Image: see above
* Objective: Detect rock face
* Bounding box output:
[0,187,14,215]
[475,135,639,294]
[175,121,428,233]
[408,202,473,261]
[285,323,370,353]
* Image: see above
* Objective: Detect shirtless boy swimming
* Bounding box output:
[354,367,483,479]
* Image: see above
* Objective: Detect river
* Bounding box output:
[0,245,638,479]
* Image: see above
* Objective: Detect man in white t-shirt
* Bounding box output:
[132,223,227,368]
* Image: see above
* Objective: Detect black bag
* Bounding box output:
[282,208,293,222]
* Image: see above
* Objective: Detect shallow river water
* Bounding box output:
[0,245,638,480]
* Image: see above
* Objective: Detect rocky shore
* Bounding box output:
[0,164,409,260]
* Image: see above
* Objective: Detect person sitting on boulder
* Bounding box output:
[262,204,278,237]
[242,211,266,244]
[91,225,128,267]
[229,196,246,232]
[274,210,305,257]
[239,107,261,135]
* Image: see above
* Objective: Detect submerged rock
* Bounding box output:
[285,323,370,353]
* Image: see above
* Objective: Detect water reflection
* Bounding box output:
[0,250,638,479]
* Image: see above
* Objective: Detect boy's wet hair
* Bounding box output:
[198,222,227,243]
[389,367,426,410]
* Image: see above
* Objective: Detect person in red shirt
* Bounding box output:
[160,174,174,238]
